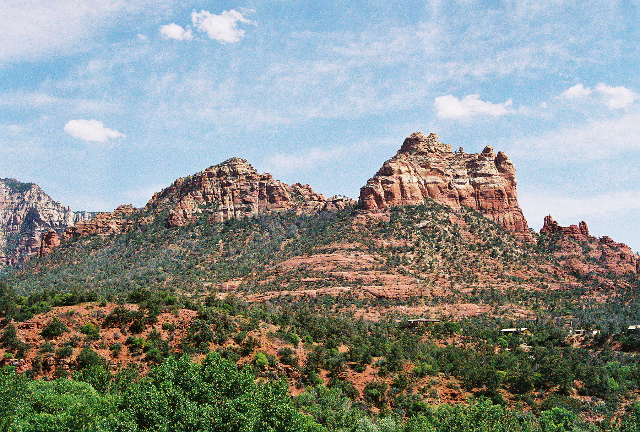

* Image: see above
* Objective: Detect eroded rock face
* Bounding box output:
[0,179,93,265]
[147,158,355,227]
[58,158,356,241]
[63,205,139,239]
[360,132,532,240]
[541,215,590,237]
[540,215,639,275]
[38,231,61,257]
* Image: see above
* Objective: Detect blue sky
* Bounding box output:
[2,0,640,251]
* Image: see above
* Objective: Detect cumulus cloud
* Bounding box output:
[560,83,636,109]
[191,9,253,43]
[64,119,124,143]
[595,83,637,109]
[159,23,193,40]
[434,94,513,119]
[561,83,592,99]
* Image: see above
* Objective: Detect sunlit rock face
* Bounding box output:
[146,158,355,227]
[0,179,93,265]
[360,132,532,241]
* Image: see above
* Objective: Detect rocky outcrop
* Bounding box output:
[540,215,639,276]
[38,230,61,257]
[0,179,93,265]
[147,158,355,227]
[56,158,355,241]
[63,205,139,239]
[360,132,531,240]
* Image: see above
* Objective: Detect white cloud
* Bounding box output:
[191,9,253,43]
[595,83,637,109]
[160,23,193,41]
[560,83,637,109]
[64,119,124,143]
[561,83,592,99]
[434,94,513,119]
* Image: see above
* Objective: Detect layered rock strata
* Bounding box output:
[360,132,531,240]
[147,158,355,227]
[60,158,356,241]
[63,205,139,239]
[540,215,639,275]
[0,179,93,265]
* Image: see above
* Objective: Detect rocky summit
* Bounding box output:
[540,215,639,276]
[59,158,356,241]
[360,132,531,240]
[148,158,355,227]
[0,179,93,265]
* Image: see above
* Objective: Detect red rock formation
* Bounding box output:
[360,132,531,240]
[147,158,355,227]
[64,205,138,239]
[38,230,61,257]
[57,159,356,241]
[540,215,639,275]
[0,178,93,265]
[541,215,590,237]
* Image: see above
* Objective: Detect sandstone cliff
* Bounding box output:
[360,132,531,240]
[63,204,139,239]
[0,179,93,265]
[60,158,355,240]
[540,215,639,276]
[146,158,354,227]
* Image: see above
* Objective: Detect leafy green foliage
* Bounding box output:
[40,318,68,339]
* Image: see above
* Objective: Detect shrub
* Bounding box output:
[80,323,100,341]
[40,318,68,339]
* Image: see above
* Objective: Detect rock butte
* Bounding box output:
[360,132,532,241]
[22,132,638,270]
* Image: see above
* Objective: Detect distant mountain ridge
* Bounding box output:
[0,178,93,265]
[2,133,638,287]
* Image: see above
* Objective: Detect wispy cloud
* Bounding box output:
[520,190,640,228]
[434,94,513,119]
[124,184,165,207]
[64,119,124,143]
[0,0,173,64]
[512,110,640,160]
[265,147,347,174]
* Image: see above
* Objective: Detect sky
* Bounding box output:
[1,0,639,251]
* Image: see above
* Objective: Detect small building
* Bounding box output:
[500,327,530,335]
[627,325,640,332]
[569,329,601,337]
[405,318,441,327]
